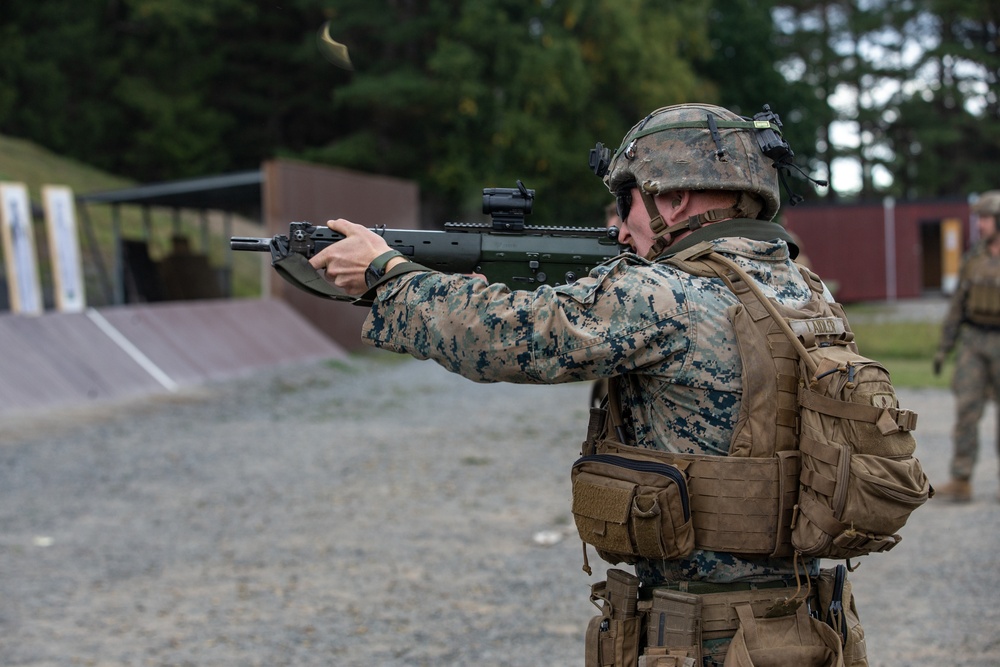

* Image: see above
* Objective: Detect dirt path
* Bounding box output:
[1,353,997,666]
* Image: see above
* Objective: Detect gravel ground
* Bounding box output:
[1,350,998,666]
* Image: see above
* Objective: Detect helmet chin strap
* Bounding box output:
[640,190,755,260]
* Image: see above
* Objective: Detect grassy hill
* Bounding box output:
[0,134,133,195]
[0,134,263,303]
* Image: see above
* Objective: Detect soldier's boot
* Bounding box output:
[934,478,972,502]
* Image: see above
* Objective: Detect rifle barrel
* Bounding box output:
[230,237,272,252]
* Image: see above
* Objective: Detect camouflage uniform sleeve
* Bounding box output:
[360,260,690,384]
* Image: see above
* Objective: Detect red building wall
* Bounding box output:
[782,198,971,303]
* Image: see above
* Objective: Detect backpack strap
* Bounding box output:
[676,251,917,437]
[796,264,827,296]
[665,243,820,378]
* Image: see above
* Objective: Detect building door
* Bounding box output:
[920,221,942,294]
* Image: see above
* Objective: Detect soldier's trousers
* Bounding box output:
[950,326,1000,480]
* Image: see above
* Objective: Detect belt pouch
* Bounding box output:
[814,566,868,667]
[698,587,801,664]
[723,603,844,667]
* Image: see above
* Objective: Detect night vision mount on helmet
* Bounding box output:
[589,103,826,257]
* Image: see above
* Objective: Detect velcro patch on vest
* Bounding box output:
[789,316,846,338]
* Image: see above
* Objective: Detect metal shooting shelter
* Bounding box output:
[75,159,421,350]
[77,169,264,305]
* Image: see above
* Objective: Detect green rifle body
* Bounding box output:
[231,221,623,301]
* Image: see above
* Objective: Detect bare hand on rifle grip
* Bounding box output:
[309,219,396,295]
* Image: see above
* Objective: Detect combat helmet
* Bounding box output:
[972,190,1000,217]
[589,103,812,258]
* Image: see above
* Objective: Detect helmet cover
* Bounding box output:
[603,103,781,220]
[972,190,1000,216]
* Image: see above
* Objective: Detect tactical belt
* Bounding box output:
[645,578,808,653]
[653,578,795,595]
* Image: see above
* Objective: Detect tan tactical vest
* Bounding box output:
[964,253,1000,327]
[581,242,925,560]
[585,247,827,557]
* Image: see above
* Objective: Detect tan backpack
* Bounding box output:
[665,243,930,559]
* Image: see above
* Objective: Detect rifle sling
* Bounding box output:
[272,252,427,306]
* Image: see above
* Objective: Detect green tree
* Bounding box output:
[695,0,831,209]
[301,0,714,224]
[0,0,247,180]
[769,0,920,200]
[1,0,716,224]
[884,0,1000,197]
[768,0,998,200]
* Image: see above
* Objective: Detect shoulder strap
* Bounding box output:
[796,264,827,297]
[665,242,820,378]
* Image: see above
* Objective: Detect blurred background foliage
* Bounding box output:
[1,0,997,226]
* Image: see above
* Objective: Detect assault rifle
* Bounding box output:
[231,181,624,304]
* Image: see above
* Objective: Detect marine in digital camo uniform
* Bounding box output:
[308,103,838,662]
[934,190,1000,503]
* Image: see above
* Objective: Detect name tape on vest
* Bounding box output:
[788,316,846,338]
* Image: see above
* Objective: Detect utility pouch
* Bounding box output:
[586,570,643,667]
[813,566,868,667]
[723,603,844,667]
[572,452,695,564]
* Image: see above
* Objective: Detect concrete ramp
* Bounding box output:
[0,299,347,419]
[0,310,161,414]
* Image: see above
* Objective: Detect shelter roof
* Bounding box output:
[78,170,263,215]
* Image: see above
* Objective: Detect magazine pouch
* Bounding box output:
[586,570,644,667]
